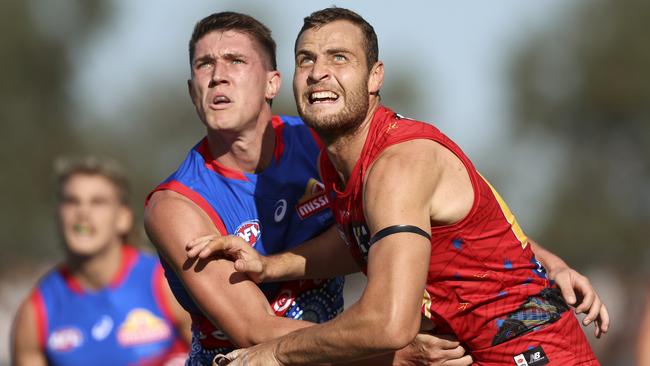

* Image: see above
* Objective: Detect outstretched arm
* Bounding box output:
[529,240,609,337]
[186,224,360,282]
[145,190,312,346]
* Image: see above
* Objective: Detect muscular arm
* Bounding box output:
[158,270,193,345]
[144,190,312,346]
[187,218,360,283]
[229,141,440,365]
[11,295,48,366]
[260,225,360,281]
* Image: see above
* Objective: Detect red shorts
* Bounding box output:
[470,312,599,366]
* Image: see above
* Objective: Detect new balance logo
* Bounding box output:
[513,346,548,366]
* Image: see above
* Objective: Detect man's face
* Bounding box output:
[188,30,279,132]
[293,20,371,135]
[58,174,131,257]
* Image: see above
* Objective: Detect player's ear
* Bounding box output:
[368,61,384,95]
[187,79,197,103]
[265,70,282,100]
[116,206,133,239]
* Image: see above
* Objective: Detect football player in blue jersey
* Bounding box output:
[145,11,472,366]
[11,156,191,366]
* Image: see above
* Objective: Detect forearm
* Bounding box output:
[274,302,407,364]
[529,239,568,273]
[264,226,359,282]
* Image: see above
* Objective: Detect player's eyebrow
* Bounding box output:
[295,49,316,60]
[192,54,214,67]
[221,51,247,61]
[192,52,248,66]
[326,47,353,56]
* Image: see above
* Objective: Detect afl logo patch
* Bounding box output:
[48,327,84,352]
[235,220,261,247]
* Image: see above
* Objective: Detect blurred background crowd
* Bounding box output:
[1,0,648,365]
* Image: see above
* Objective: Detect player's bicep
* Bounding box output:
[360,143,437,333]
[11,298,47,366]
[144,192,276,343]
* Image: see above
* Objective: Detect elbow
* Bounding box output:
[364,308,420,351]
[381,317,419,350]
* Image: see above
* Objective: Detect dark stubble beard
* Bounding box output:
[296,81,370,143]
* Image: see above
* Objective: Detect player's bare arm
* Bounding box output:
[144,190,312,346]
[186,225,360,282]
[222,139,445,366]
[529,239,609,337]
[159,270,193,344]
[11,295,48,366]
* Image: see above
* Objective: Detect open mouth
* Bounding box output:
[212,95,232,105]
[73,223,95,236]
[308,91,339,104]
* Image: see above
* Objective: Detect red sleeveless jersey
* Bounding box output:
[320,105,598,364]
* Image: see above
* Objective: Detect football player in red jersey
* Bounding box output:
[189,7,609,366]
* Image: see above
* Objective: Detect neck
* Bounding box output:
[206,107,276,174]
[66,240,124,291]
[324,98,381,183]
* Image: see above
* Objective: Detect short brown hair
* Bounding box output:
[296,7,378,70]
[54,156,131,206]
[189,12,277,70]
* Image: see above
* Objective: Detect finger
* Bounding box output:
[417,333,460,349]
[224,348,244,361]
[187,242,208,258]
[574,283,594,314]
[186,235,215,250]
[583,296,601,326]
[595,304,610,338]
[556,274,577,306]
[198,236,243,259]
[234,258,263,274]
[442,354,473,366]
[213,354,231,366]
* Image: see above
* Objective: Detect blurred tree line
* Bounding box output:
[0,0,202,268]
[1,0,647,277]
[509,0,649,269]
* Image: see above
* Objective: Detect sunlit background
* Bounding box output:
[2,0,648,364]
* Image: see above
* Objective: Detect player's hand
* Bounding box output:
[547,266,610,338]
[185,234,267,283]
[217,342,282,366]
[393,333,472,366]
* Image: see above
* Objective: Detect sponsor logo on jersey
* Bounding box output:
[513,345,548,366]
[117,308,171,346]
[296,178,329,219]
[274,199,288,222]
[235,220,261,247]
[48,327,84,352]
[211,329,229,341]
[91,315,113,341]
[272,289,295,315]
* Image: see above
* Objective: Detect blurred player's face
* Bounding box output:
[58,174,132,257]
[188,30,280,132]
[293,20,379,137]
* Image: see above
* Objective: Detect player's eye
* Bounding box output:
[298,56,314,66]
[333,54,347,62]
[232,59,244,65]
[196,61,212,70]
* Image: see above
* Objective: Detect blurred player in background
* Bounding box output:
[145,11,471,366]
[11,156,191,366]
